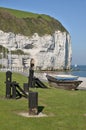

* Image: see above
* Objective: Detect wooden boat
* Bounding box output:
[46,74,82,90]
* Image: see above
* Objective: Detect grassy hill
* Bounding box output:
[0,7,67,36]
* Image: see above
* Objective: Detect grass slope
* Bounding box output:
[0,7,67,36]
[0,72,86,130]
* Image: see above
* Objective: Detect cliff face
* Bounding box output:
[0,30,72,70]
[36,31,72,70]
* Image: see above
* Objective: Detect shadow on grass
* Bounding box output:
[38,106,44,113]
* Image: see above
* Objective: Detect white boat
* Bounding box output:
[46,74,82,90]
[55,74,79,81]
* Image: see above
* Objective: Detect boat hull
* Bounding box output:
[46,75,82,90]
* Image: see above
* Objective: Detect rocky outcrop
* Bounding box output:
[0,30,72,70]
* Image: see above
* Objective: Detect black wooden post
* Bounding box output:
[28,59,35,88]
[28,68,34,88]
[23,83,28,93]
[5,71,12,98]
[12,82,16,99]
[6,71,12,83]
[28,92,38,115]
[6,82,11,98]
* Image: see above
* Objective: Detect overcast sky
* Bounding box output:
[0,0,86,65]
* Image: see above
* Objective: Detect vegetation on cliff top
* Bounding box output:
[0,45,24,58]
[0,7,67,36]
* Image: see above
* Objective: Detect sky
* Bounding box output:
[0,0,86,65]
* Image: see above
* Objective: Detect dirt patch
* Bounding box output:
[18,112,47,118]
[84,114,86,116]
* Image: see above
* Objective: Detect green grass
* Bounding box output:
[0,72,86,130]
[0,7,67,36]
[0,7,39,18]
[0,7,54,20]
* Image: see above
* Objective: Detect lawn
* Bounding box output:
[0,72,86,130]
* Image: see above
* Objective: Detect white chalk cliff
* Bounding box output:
[0,30,72,70]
